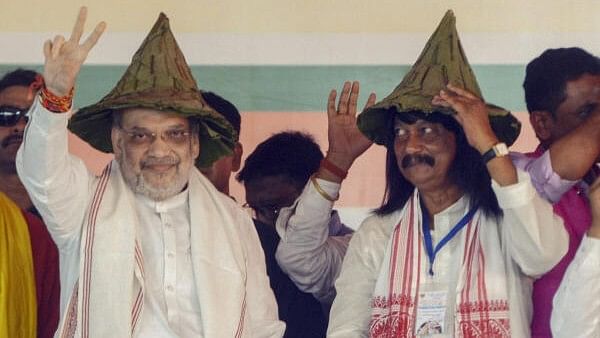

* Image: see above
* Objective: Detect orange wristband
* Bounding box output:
[320,158,348,180]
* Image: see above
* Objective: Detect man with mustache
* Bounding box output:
[328,11,567,337]
[0,69,59,338]
[16,8,283,337]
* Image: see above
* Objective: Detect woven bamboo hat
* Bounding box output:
[357,10,520,147]
[68,13,237,167]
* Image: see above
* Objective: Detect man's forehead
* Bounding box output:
[119,108,189,128]
[394,116,443,128]
[0,85,33,109]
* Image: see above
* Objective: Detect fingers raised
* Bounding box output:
[70,7,88,43]
[363,92,377,110]
[327,89,337,118]
[82,21,107,52]
[51,35,66,59]
[337,81,351,115]
[347,81,359,116]
[446,83,478,100]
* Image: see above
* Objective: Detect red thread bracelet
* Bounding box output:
[320,158,348,180]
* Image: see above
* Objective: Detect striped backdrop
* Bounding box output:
[3,1,600,227]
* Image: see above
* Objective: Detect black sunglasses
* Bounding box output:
[0,106,29,127]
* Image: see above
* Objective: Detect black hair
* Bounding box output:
[236,131,324,188]
[201,91,241,139]
[524,47,600,114]
[0,68,39,94]
[375,110,502,219]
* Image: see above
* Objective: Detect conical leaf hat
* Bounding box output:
[68,13,237,167]
[357,10,520,146]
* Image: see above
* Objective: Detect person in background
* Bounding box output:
[0,68,59,338]
[512,47,600,337]
[551,175,600,337]
[197,91,243,196]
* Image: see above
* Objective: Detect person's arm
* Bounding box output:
[275,81,375,303]
[236,205,286,337]
[435,84,568,274]
[551,177,600,338]
[275,178,351,303]
[16,7,106,249]
[493,169,568,276]
[327,215,390,338]
[548,110,600,181]
[510,150,577,203]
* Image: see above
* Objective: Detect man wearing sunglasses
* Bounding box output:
[0,68,59,338]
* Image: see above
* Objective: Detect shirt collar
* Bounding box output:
[137,186,189,213]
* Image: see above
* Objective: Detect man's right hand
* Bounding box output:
[43,7,106,97]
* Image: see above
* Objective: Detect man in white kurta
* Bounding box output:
[551,178,600,338]
[16,8,283,338]
[329,11,568,337]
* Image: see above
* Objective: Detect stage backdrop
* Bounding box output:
[3,1,600,227]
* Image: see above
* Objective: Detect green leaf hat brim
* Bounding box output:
[357,10,521,147]
[67,12,237,168]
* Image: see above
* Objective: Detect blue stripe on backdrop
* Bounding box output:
[0,65,526,112]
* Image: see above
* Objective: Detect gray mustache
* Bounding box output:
[401,154,435,168]
[142,156,179,167]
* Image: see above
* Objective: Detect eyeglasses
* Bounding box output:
[0,106,29,127]
[119,127,192,147]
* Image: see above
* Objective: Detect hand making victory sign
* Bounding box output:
[317,81,376,183]
[43,7,106,98]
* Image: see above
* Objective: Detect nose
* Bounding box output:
[404,132,424,153]
[146,135,172,157]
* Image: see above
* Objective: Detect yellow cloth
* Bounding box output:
[0,192,36,338]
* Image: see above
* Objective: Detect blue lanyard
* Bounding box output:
[421,204,478,276]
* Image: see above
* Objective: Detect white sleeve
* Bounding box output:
[551,236,600,338]
[275,178,351,303]
[16,97,92,250]
[492,169,568,277]
[237,207,286,337]
[327,215,389,338]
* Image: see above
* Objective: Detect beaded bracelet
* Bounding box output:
[32,75,74,113]
[310,176,338,202]
[40,85,74,113]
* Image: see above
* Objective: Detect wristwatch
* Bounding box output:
[481,142,509,164]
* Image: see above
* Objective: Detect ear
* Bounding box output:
[529,110,554,142]
[111,127,123,158]
[231,142,243,172]
[192,135,201,160]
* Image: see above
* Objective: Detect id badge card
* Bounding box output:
[415,289,448,337]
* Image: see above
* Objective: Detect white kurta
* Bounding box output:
[328,172,568,337]
[551,235,600,338]
[275,178,351,304]
[16,98,285,338]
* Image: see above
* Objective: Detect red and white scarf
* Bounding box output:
[369,192,511,337]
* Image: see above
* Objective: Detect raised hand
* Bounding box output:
[324,81,376,175]
[432,84,498,154]
[43,7,106,97]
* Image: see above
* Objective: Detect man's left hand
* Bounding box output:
[432,84,499,154]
